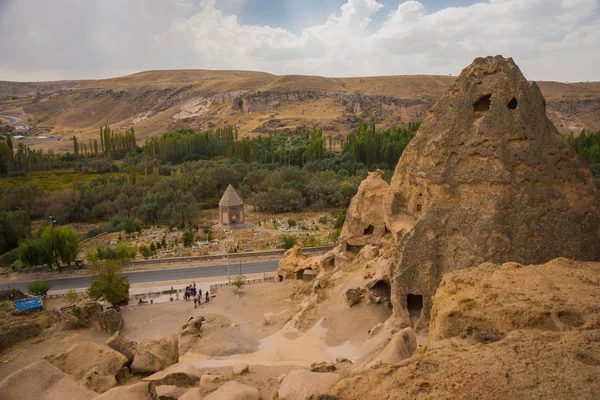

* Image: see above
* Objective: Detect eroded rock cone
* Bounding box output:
[339,169,390,248]
[384,55,600,326]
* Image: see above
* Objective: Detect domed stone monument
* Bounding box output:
[219,184,244,227]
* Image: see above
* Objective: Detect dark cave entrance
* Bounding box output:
[508,97,518,110]
[363,225,375,235]
[473,94,491,117]
[371,280,391,301]
[407,294,423,321]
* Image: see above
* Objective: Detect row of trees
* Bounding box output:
[567,129,600,170]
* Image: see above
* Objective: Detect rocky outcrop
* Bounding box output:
[143,363,203,387]
[131,337,179,374]
[97,309,123,334]
[339,169,391,248]
[106,331,137,363]
[0,360,97,400]
[155,385,186,400]
[46,342,128,393]
[382,56,600,326]
[367,327,416,366]
[331,259,600,400]
[278,369,339,400]
[203,381,261,400]
[277,245,334,281]
[94,381,158,400]
[429,258,600,343]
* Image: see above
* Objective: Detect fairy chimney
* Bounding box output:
[384,56,600,327]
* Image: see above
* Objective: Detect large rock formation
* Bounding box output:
[131,337,179,374]
[46,342,128,393]
[277,245,334,281]
[331,259,600,400]
[0,360,97,400]
[339,169,391,248]
[383,56,600,326]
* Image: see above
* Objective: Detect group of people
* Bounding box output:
[183,282,210,308]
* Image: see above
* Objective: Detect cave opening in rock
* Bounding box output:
[364,225,375,235]
[236,99,243,108]
[473,94,491,115]
[278,274,284,282]
[371,280,391,301]
[407,294,423,321]
[297,268,315,281]
[507,97,518,110]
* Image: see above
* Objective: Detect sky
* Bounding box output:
[0,0,599,82]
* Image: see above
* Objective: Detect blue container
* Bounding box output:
[13,297,44,313]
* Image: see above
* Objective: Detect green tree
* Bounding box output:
[18,237,51,268]
[280,235,298,249]
[40,225,80,269]
[183,231,195,247]
[87,259,130,307]
[73,136,79,155]
[28,280,51,296]
[287,219,297,228]
[115,242,136,262]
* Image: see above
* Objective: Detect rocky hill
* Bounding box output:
[1,68,599,154]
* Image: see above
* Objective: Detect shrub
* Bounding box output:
[87,260,130,307]
[28,280,51,296]
[281,235,298,249]
[232,275,246,290]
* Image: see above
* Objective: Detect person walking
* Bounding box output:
[194,295,197,308]
[205,290,210,303]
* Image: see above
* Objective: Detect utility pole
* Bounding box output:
[239,260,242,276]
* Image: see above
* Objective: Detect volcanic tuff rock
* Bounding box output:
[331,259,600,400]
[339,169,390,248]
[46,342,128,393]
[383,55,600,326]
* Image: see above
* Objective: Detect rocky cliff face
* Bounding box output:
[384,56,600,327]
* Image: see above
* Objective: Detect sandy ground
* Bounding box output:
[1,276,427,399]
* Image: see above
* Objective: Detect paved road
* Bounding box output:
[0,115,21,125]
[0,260,279,292]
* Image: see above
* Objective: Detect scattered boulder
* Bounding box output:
[345,288,365,307]
[311,361,336,373]
[131,337,179,374]
[155,384,186,400]
[178,387,202,400]
[97,308,123,334]
[144,363,203,387]
[46,342,128,393]
[278,369,339,400]
[200,373,222,386]
[368,327,417,366]
[232,363,249,375]
[180,316,206,337]
[0,360,97,400]
[78,301,103,322]
[106,331,137,363]
[204,381,260,400]
[382,56,600,325]
[94,381,158,400]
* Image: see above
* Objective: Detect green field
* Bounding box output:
[0,170,126,191]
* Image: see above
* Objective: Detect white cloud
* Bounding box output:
[0,0,598,82]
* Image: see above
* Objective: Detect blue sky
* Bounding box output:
[0,0,599,82]
[219,0,480,32]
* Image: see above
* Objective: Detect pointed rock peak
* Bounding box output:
[219,184,243,207]
[383,55,600,327]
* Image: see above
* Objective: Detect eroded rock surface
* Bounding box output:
[383,55,600,325]
[131,337,179,374]
[46,342,128,393]
[0,360,97,400]
[106,331,137,363]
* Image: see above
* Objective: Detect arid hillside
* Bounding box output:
[1,69,599,153]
